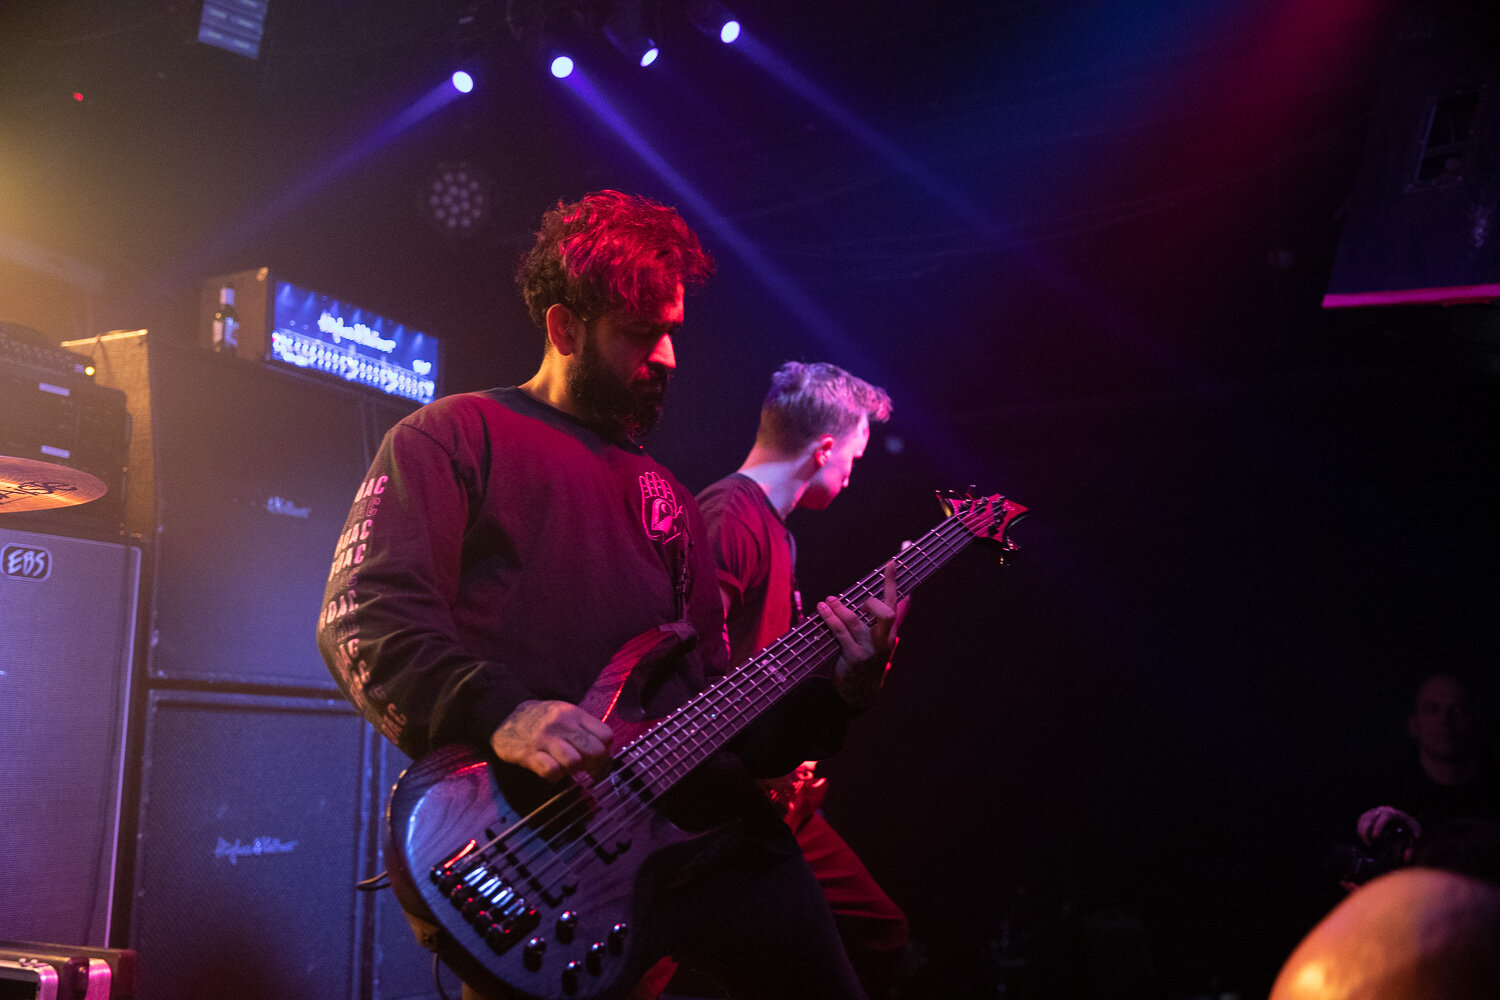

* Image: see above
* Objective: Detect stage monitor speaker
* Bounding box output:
[1324,1,1500,307]
[0,527,139,947]
[129,690,370,1000]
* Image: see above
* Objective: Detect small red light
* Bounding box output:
[72,92,84,102]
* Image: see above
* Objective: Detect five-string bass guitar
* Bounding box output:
[385,491,1026,999]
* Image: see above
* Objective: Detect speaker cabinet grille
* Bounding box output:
[367,736,444,1000]
[0,527,138,946]
[130,691,369,1000]
[144,344,371,689]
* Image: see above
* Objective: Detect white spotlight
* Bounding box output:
[690,1,740,44]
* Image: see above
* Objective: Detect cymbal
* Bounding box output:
[0,455,108,512]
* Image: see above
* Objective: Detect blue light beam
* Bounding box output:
[128,77,467,321]
[559,71,864,362]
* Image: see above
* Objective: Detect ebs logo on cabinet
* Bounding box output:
[2,544,52,581]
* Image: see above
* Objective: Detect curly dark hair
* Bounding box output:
[516,190,715,336]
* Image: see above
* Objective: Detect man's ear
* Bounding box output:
[545,303,583,356]
[812,434,836,467]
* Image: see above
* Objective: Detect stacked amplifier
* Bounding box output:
[0,322,129,540]
[2,281,433,997]
[73,324,433,1000]
[0,322,140,958]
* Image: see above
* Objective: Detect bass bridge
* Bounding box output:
[430,836,632,990]
[431,838,544,962]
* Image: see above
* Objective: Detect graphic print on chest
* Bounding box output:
[638,471,683,544]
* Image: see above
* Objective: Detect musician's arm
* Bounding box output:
[316,414,538,764]
[699,492,901,775]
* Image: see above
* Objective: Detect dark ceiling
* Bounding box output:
[4,1,1499,995]
[10,0,1489,464]
[0,0,1423,377]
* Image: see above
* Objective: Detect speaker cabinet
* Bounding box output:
[0,526,139,947]
[129,690,370,1000]
[365,736,444,1000]
[147,346,375,689]
[1324,1,1500,306]
[81,331,413,690]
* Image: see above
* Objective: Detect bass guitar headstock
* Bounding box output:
[937,489,1028,553]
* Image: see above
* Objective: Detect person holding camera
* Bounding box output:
[1348,671,1500,882]
[1277,671,1500,999]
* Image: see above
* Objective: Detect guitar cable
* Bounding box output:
[356,870,391,891]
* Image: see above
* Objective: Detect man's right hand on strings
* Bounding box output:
[490,699,615,781]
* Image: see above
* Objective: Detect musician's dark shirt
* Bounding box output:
[315,387,848,789]
[697,472,800,667]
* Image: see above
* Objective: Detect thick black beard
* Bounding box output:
[566,336,669,439]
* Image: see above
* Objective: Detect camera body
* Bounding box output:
[1328,825,1415,885]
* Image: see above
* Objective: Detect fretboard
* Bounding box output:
[614,496,1020,797]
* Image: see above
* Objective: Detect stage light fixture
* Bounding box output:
[550,53,576,79]
[690,1,740,43]
[451,70,474,93]
[197,0,269,59]
[420,160,494,239]
[605,27,659,67]
[605,0,659,68]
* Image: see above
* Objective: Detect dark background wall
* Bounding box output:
[3,0,1498,996]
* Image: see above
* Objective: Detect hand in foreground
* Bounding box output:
[820,559,910,710]
[489,699,614,782]
[1356,805,1422,858]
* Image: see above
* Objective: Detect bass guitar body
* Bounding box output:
[386,743,703,1000]
[385,492,1027,999]
[386,623,725,1000]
